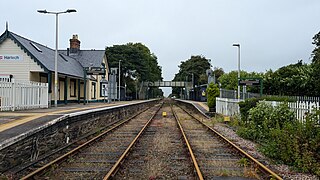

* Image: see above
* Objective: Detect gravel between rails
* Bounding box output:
[114,104,196,179]
[174,105,262,179]
[189,109,319,180]
[36,104,161,179]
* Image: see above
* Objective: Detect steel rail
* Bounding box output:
[21,106,154,180]
[178,104,283,180]
[170,104,204,180]
[103,102,163,179]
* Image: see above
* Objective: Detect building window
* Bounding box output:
[100,82,108,97]
[70,79,76,97]
[91,82,96,99]
[39,73,48,83]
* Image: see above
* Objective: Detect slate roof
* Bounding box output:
[59,50,105,68]
[0,30,105,79]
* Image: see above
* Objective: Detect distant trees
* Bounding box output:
[218,71,263,93]
[171,55,222,97]
[218,31,320,97]
[311,31,320,96]
[105,43,163,99]
[263,61,313,96]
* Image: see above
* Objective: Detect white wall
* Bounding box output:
[0,38,44,81]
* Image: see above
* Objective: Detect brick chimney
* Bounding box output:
[70,35,80,53]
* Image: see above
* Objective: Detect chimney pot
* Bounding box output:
[70,34,80,53]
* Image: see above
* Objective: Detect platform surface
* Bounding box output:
[177,99,210,115]
[0,101,142,143]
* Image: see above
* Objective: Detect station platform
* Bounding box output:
[176,99,210,117]
[0,101,142,143]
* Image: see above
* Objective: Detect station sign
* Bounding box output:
[0,55,23,61]
[85,67,106,75]
[238,79,260,86]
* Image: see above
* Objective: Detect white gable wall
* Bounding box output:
[0,38,44,81]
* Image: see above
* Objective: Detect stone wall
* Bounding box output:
[0,100,158,173]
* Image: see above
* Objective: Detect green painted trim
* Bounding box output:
[77,79,81,103]
[83,68,87,105]
[48,72,52,93]
[64,76,68,104]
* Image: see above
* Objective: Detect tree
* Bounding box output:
[218,70,263,93]
[311,31,320,95]
[263,61,313,96]
[106,43,163,98]
[171,55,211,97]
[207,83,220,109]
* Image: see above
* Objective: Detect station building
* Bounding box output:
[0,28,109,104]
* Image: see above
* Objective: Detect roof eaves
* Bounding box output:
[8,32,49,72]
[0,30,10,45]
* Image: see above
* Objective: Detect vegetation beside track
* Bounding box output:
[232,100,320,177]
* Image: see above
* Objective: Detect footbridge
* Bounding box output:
[142,81,192,87]
[139,81,192,99]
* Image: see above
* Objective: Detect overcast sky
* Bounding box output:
[1,0,320,95]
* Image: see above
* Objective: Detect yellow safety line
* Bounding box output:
[0,102,129,133]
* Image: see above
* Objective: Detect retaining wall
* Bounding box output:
[0,100,158,173]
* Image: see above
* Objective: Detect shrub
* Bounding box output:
[207,83,220,108]
[238,98,259,123]
[261,96,296,102]
[249,106,320,176]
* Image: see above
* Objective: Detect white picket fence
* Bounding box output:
[216,98,243,116]
[216,97,320,121]
[0,80,48,111]
[266,101,320,121]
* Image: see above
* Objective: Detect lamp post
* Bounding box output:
[233,43,240,99]
[37,9,77,107]
[118,60,122,101]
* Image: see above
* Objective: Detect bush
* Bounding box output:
[238,101,320,176]
[261,96,296,102]
[238,96,295,123]
[238,98,259,123]
[207,83,220,108]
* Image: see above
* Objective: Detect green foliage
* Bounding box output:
[206,83,219,108]
[171,55,213,97]
[311,31,320,95]
[260,96,296,102]
[105,43,163,98]
[238,98,259,123]
[239,97,295,125]
[218,71,263,93]
[237,101,320,176]
[263,61,313,96]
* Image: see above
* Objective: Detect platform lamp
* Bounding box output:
[233,43,240,99]
[37,9,77,107]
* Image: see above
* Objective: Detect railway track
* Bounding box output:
[172,104,282,180]
[112,102,196,179]
[21,100,282,179]
[21,103,162,179]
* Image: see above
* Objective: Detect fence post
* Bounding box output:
[11,80,15,111]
